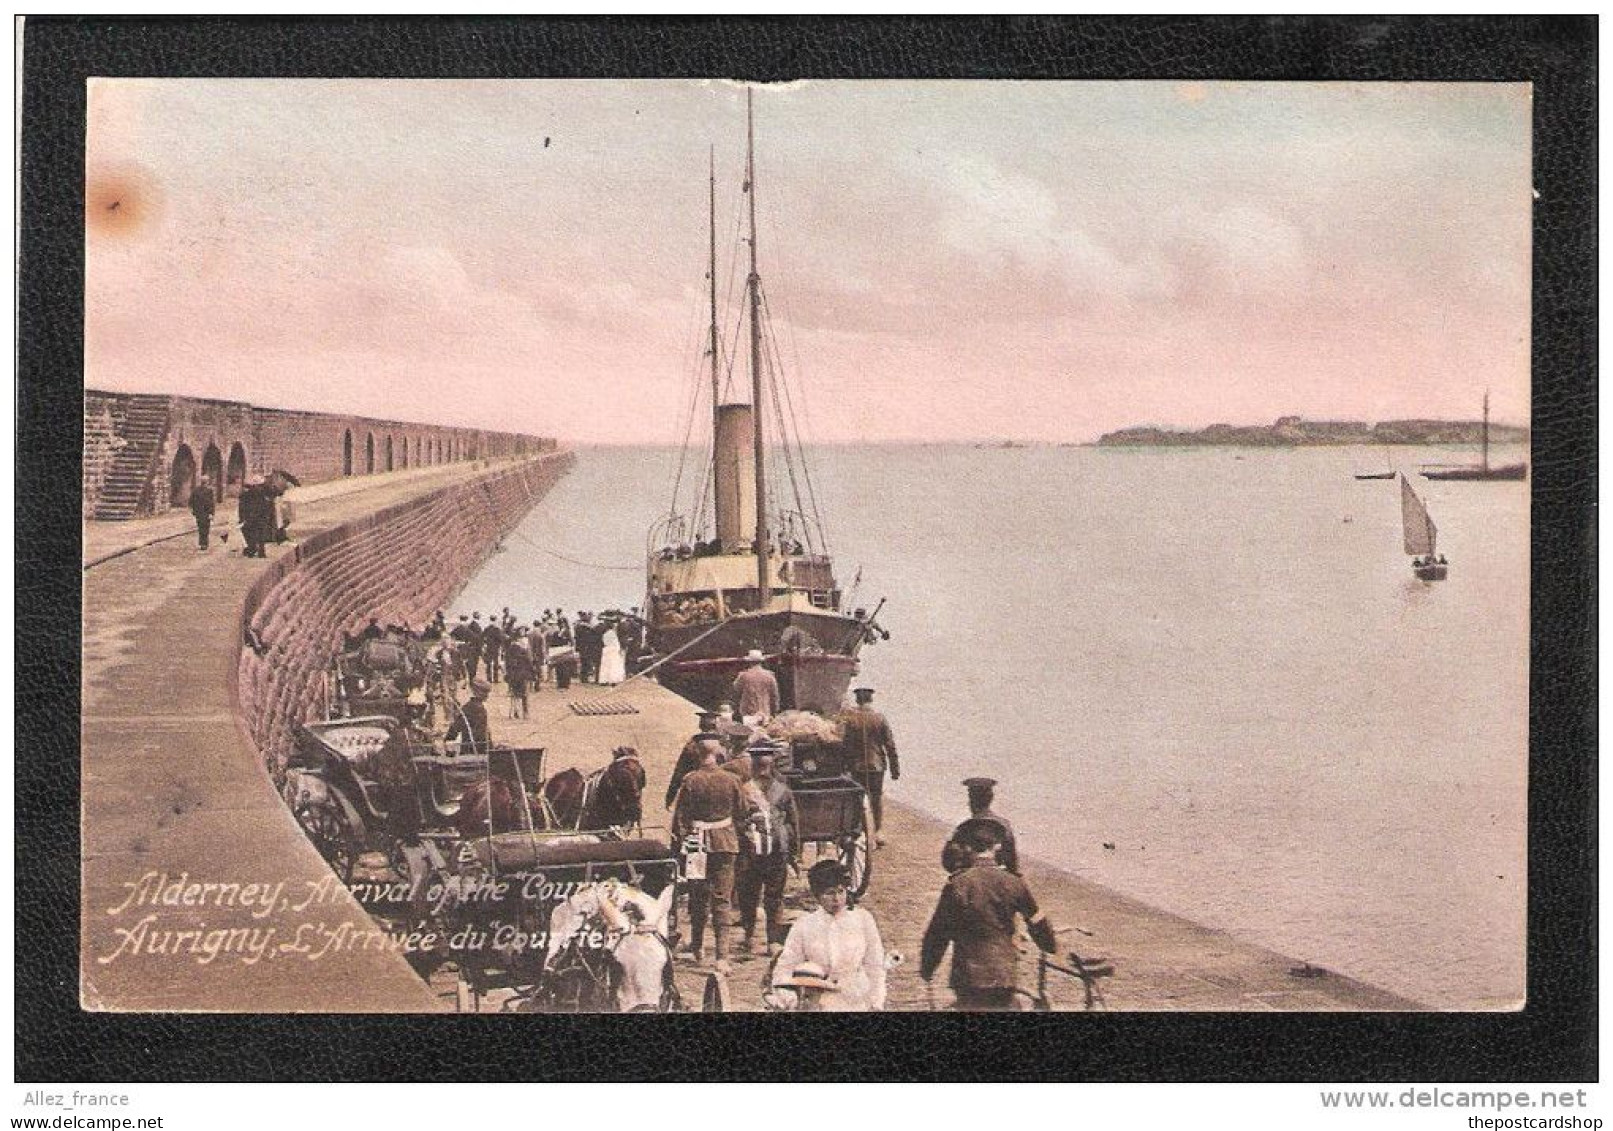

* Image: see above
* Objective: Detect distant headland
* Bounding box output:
[1096,415,1530,448]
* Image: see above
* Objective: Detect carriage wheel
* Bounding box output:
[295,797,357,884]
[838,796,875,898]
[455,974,479,1014]
[386,838,413,883]
[702,970,731,1013]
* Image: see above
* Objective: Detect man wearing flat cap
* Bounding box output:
[838,687,899,844]
[921,822,1056,1011]
[943,777,1019,875]
[445,678,493,757]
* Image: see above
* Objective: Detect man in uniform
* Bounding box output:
[670,738,745,964]
[188,475,216,550]
[942,777,1020,875]
[731,650,780,722]
[838,687,899,844]
[735,745,799,954]
[666,711,723,809]
[445,679,493,756]
[920,823,1057,1011]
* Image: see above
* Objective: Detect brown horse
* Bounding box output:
[589,748,646,831]
[542,767,587,831]
[541,750,646,832]
[455,776,540,837]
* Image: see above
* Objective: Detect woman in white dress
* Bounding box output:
[769,860,887,1011]
[598,625,626,685]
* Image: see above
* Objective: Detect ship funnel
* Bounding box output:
[714,403,758,552]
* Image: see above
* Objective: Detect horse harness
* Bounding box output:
[537,905,681,1013]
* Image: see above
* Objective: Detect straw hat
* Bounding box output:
[781,962,839,992]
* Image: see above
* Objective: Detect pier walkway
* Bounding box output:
[487,680,1418,1012]
[81,457,544,1011]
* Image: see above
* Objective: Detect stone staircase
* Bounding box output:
[91,394,172,520]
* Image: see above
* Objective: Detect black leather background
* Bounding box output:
[16,16,1596,1082]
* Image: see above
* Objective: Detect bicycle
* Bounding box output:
[1019,948,1114,1011]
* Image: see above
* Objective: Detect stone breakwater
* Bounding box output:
[235,453,573,784]
[81,454,569,1012]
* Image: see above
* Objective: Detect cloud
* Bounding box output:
[84,79,1531,442]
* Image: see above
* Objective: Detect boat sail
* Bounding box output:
[643,90,884,714]
[1400,474,1448,581]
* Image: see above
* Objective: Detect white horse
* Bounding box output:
[542,879,677,1012]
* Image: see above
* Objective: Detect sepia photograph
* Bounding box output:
[78,74,1533,1019]
[14,14,1597,1099]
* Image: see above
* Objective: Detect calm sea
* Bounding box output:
[455,443,1529,1009]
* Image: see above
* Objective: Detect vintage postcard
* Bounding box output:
[80,77,1531,1017]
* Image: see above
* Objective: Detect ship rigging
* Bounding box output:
[645,89,883,714]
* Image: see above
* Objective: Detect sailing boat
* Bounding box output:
[1400,474,1448,581]
[1422,391,1528,481]
[643,91,884,715]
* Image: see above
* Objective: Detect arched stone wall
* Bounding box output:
[83,389,560,519]
[202,443,224,501]
[169,445,197,507]
[226,442,248,498]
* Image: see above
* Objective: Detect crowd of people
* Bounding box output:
[345,606,653,723]
[333,603,1064,1012]
[656,676,1059,1013]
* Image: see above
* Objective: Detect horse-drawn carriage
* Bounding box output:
[284,715,684,1011]
[285,715,546,884]
[778,737,876,898]
[327,634,434,725]
[443,833,684,1013]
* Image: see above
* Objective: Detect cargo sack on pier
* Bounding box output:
[765,710,843,744]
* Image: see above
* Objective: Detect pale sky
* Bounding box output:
[85,79,1531,444]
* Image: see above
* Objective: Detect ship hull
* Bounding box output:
[1422,463,1527,481]
[650,610,865,715]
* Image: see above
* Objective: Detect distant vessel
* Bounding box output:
[644,91,883,714]
[1401,474,1448,581]
[1422,392,1527,481]
[1355,453,1396,481]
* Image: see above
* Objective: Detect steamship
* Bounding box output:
[643,90,884,715]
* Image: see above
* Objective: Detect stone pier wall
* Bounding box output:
[233,451,574,782]
[83,388,558,519]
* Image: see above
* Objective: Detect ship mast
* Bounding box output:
[708,147,722,514]
[1481,389,1491,472]
[746,88,769,600]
